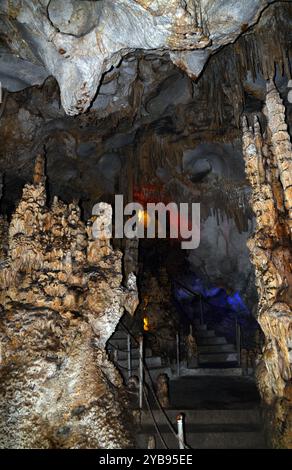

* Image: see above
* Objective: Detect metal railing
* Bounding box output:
[108,323,191,449]
[235,318,241,367]
[173,278,252,361]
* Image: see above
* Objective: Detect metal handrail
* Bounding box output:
[174,278,248,316]
[235,319,242,367]
[110,325,192,449]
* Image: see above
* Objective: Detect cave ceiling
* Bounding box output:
[0,0,279,115]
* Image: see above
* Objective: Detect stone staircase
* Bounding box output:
[108,319,241,381]
[194,319,239,368]
[107,327,172,382]
[135,372,266,449]
[108,323,266,449]
[136,408,266,449]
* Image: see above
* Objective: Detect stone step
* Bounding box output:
[107,338,131,349]
[195,330,215,338]
[116,348,152,360]
[118,356,162,369]
[198,344,236,353]
[179,367,242,377]
[140,409,261,426]
[197,336,227,346]
[198,352,238,364]
[136,429,266,449]
[193,324,207,331]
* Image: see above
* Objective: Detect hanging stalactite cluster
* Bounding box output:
[200,178,252,233]
[195,2,292,128]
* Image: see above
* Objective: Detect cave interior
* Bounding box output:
[0,0,291,450]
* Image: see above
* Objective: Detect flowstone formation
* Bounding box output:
[242,82,292,448]
[0,156,138,449]
[137,267,179,358]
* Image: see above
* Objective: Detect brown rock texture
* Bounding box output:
[242,81,292,448]
[0,215,8,261]
[137,267,179,357]
[0,157,139,448]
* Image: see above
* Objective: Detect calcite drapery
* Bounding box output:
[0,156,139,448]
[242,81,292,448]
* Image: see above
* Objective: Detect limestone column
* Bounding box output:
[242,82,292,448]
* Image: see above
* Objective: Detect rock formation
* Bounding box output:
[3,1,291,302]
[0,0,273,115]
[136,267,179,358]
[242,82,292,448]
[186,328,198,365]
[0,156,139,448]
[156,373,170,408]
[0,0,291,450]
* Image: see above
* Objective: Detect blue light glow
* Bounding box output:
[173,272,258,348]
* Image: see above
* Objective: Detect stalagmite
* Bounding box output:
[0,156,139,449]
[186,330,198,365]
[242,82,292,448]
[156,373,170,408]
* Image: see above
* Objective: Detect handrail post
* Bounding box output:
[176,332,180,377]
[176,413,185,449]
[199,295,204,325]
[236,319,241,367]
[127,333,131,379]
[139,334,144,409]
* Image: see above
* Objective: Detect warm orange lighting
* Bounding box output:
[143,316,150,332]
[138,209,150,227]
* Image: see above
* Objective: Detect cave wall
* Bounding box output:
[0,156,138,448]
[242,82,292,448]
[0,2,291,327]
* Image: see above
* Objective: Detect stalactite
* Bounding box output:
[195,3,292,129]
[265,80,292,238]
[132,132,252,233]
[242,82,292,448]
